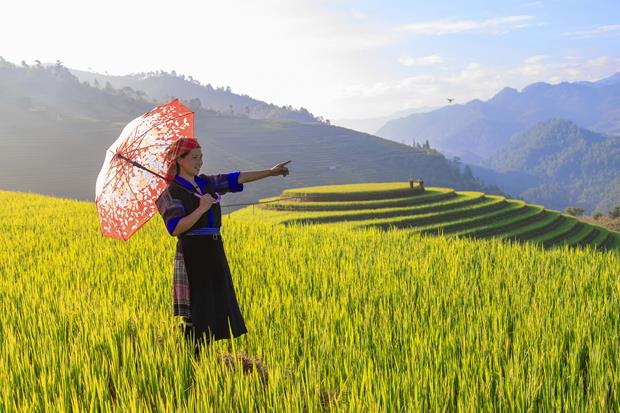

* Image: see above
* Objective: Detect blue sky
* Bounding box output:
[2,0,619,124]
[344,0,619,66]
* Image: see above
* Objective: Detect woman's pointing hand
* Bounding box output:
[270,160,292,177]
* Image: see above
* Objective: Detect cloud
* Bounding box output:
[515,55,548,76]
[396,15,536,35]
[399,54,444,66]
[562,24,620,39]
[333,55,620,118]
[585,56,612,68]
[524,55,546,64]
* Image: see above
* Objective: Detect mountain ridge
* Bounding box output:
[0,57,502,208]
[376,72,620,165]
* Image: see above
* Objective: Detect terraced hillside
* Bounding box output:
[228,182,620,253]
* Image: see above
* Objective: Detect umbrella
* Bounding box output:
[95,98,214,241]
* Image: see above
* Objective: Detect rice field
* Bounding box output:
[230,182,620,253]
[1,188,620,411]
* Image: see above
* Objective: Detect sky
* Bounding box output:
[2,0,620,121]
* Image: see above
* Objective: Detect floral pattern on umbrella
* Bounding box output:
[96,99,194,240]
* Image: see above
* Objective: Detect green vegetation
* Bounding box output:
[230,182,620,253]
[2,188,620,410]
[491,119,620,215]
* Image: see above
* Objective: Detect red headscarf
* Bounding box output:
[164,138,201,181]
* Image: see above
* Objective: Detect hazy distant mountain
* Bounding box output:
[69,67,326,124]
[0,57,501,209]
[596,177,620,215]
[466,165,542,198]
[376,73,620,166]
[488,119,620,214]
[332,106,438,136]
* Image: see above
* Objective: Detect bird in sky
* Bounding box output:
[447,98,454,103]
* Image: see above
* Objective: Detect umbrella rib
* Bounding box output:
[124,112,192,150]
[109,164,132,237]
[120,142,173,159]
[98,139,174,197]
[98,156,127,196]
[105,175,120,237]
[123,169,141,216]
[122,128,151,157]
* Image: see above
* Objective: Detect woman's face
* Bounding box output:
[178,148,203,176]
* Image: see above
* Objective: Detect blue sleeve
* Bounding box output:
[227,171,244,193]
[155,190,186,236]
[166,216,182,236]
[199,171,244,195]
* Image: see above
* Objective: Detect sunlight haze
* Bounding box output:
[2,0,619,123]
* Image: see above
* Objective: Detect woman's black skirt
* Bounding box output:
[179,234,248,342]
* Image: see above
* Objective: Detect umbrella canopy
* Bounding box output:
[95,99,196,240]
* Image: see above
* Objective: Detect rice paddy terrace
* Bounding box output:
[229,182,620,253]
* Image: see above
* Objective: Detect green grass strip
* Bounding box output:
[277,193,486,225]
[259,188,456,211]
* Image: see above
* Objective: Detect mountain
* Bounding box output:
[69,67,325,123]
[467,165,541,198]
[0,57,502,210]
[488,119,620,214]
[376,72,620,165]
[595,177,620,215]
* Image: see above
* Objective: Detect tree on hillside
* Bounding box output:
[453,156,462,169]
[463,165,474,180]
[609,206,620,219]
[186,98,203,112]
[121,86,135,98]
[135,90,148,100]
[565,207,585,216]
[104,81,115,94]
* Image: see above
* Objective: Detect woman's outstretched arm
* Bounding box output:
[238,160,291,184]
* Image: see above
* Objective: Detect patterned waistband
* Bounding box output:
[183,227,221,236]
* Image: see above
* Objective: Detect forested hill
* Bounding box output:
[488,119,620,214]
[69,68,325,123]
[0,58,502,210]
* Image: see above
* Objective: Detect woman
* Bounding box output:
[155,138,291,357]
